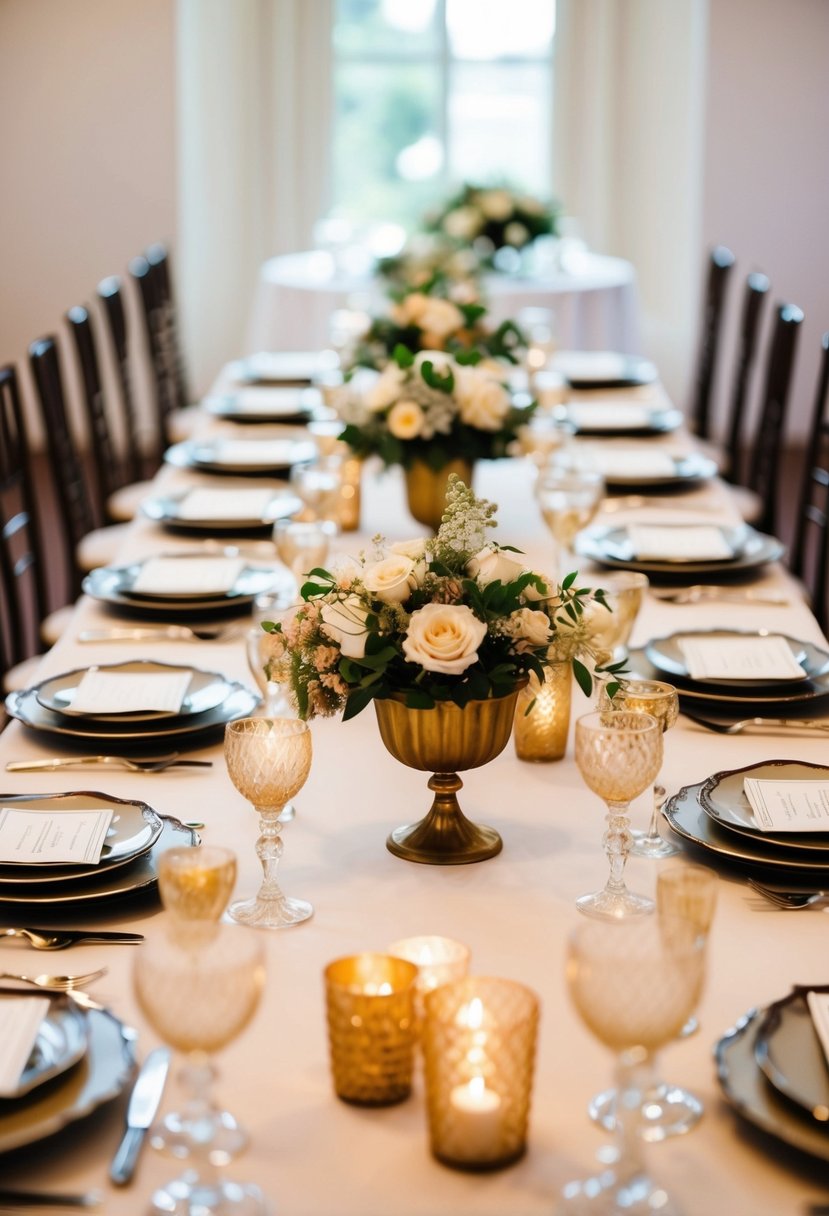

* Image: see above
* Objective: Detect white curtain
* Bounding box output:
[553,0,709,403]
[176,0,332,394]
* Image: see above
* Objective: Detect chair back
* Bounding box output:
[146,243,189,411]
[66,304,121,513]
[28,336,94,599]
[790,333,829,633]
[690,245,735,439]
[723,272,770,483]
[0,364,48,673]
[745,302,804,537]
[97,275,144,480]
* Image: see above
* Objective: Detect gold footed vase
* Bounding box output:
[374,687,523,865]
[404,458,474,532]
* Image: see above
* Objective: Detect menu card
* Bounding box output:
[0,805,114,864]
[0,998,50,1097]
[177,488,277,521]
[627,525,734,561]
[592,449,677,479]
[232,388,311,415]
[807,992,829,1066]
[69,669,193,714]
[565,403,653,432]
[679,635,805,681]
[744,778,829,832]
[132,556,246,595]
[210,439,294,466]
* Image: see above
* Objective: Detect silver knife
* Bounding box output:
[0,1190,101,1208]
[109,1046,172,1185]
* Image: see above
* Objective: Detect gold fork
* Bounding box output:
[0,966,108,991]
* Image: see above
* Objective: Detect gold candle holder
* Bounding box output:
[514,662,571,762]
[324,953,419,1106]
[387,936,471,1019]
[422,977,539,1170]
[338,455,362,531]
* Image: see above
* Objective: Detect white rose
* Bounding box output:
[578,597,617,650]
[416,297,464,339]
[517,194,545,216]
[479,189,514,222]
[364,365,405,413]
[319,594,371,659]
[414,349,455,376]
[504,221,530,247]
[390,537,428,561]
[509,607,552,647]
[443,205,483,241]
[468,546,526,586]
[402,603,488,675]
[390,293,428,327]
[522,571,553,603]
[387,399,425,440]
[362,555,416,604]
[454,366,511,431]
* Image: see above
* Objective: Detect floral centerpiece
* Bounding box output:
[336,347,532,474]
[375,233,482,294]
[344,288,527,373]
[426,183,559,262]
[262,476,621,723]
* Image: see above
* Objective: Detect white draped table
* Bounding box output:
[1,387,828,1215]
[245,250,640,356]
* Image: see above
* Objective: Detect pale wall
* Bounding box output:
[701,0,829,443]
[0,0,176,443]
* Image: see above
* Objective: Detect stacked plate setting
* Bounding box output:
[82,552,287,616]
[717,984,829,1163]
[5,658,260,748]
[577,523,785,579]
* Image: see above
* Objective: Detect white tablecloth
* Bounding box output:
[245,249,640,356]
[1,381,828,1215]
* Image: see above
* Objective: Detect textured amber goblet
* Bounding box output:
[374,688,523,865]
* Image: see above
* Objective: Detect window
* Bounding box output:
[329,0,556,233]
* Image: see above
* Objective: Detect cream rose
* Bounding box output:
[362,555,417,604]
[479,189,514,222]
[319,594,371,659]
[402,603,488,675]
[467,546,526,586]
[454,366,511,432]
[390,537,428,561]
[392,294,464,339]
[443,205,483,241]
[504,221,530,248]
[364,365,405,413]
[509,607,552,647]
[387,399,425,440]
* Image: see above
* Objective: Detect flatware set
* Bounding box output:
[0,927,144,949]
[5,754,213,773]
[683,714,829,735]
[78,624,244,642]
[748,880,829,909]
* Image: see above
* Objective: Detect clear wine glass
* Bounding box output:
[557,916,706,1215]
[133,923,266,1216]
[224,718,313,929]
[535,460,604,580]
[289,458,343,527]
[272,517,334,582]
[600,680,680,860]
[589,864,718,1143]
[574,710,662,919]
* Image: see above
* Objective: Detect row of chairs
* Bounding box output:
[0,244,190,689]
[690,246,829,630]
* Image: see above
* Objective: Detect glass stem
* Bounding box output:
[643,783,667,844]
[603,800,633,893]
[179,1050,220,1176]
[612,1049,651,1185]
[254,806,286,902]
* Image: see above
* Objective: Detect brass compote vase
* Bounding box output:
[374,686,524,865]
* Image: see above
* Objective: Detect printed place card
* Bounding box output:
[627,525,734,561]
[233,388,310,414]
[807,992,829,1066]
[566,403,652,431]
[69,669,193,714]
[212,440,294,466]
[0,998,50,1097]
[593,449,677,479]
[678,635,805,681]
[132,557,246,595]
[0,806,114,864]
[744,778,829,832]
[177,488,277,521]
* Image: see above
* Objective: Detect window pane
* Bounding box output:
[332,62,443,226]
[334,0,440,58]
[448,63,551,194]
[447,0,555,59]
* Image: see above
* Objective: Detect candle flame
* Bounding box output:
[468,1075,485,1099]
[457,996,485,1029]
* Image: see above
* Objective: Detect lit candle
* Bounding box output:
[387,935,470,999]
[447,1075,503,1163]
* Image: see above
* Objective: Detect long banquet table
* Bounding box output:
[2,379,828,1215]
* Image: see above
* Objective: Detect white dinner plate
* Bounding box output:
[0,791,163,874]
[165,436,317,475]
[141,489,301,534]
[34,660,229,722]
[627,648,829,708]
[556,352,658,389]
[644,630,822,691]
[598,451,718,488]
[700,759,829,836]
[8,1002,89,1099]
[753,986,829,1124]
[554,403,682,437]
[83,558,283,616]
[576,523,785,577]
[204,386,322,423]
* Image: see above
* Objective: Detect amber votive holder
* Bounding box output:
[513,662,572,762]
[324,953,419,1106]
[387,936,471,1022]
[423,976,539,1170]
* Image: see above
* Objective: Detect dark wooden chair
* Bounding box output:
[722,272,771,484]
[97,275,145,481]
[789,332,829,634]
[690,245,736,440]
[743,302,804,537]
[130,244,192,455]
[0,364,48,684]
[146,242,189,411]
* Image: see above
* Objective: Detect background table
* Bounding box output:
[245,249,640,356]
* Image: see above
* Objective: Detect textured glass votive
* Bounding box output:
[157,846,237,923]
[387,936,471,1018]
[338,455,362,531]
[514,662,571,762]
[423,977,540,1170]
[324,953,419,1106]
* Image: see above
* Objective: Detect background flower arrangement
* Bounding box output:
[425,182,559,261]
[262,476,621,721]
[336,346,534,471]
